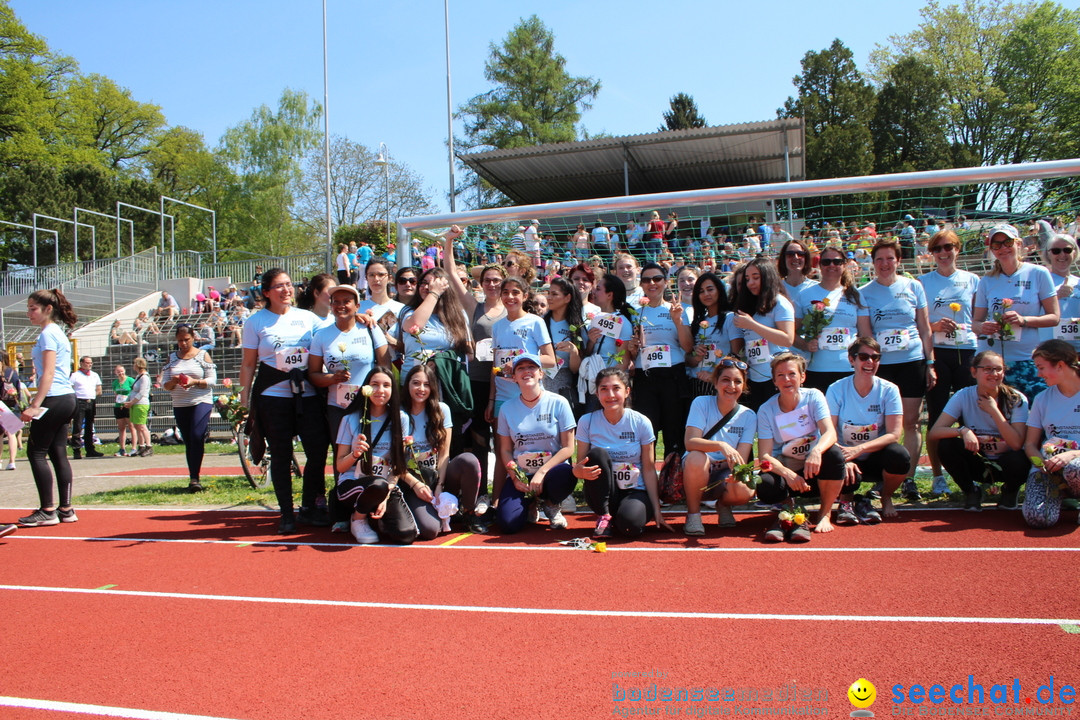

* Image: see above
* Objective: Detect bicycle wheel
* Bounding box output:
[236,427,271,490]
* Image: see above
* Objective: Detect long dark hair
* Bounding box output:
[544,275,585,350]
[598,273,634,323]
[734,257,781,315]
[29,288,77,327]
[345,366,406,477]
[409,267,470,355]
[690,272,730,337]
[404,364,447,453]
[777,239,813,279]
[297,272,336,311]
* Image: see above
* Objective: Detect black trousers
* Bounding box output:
[937,438,1029,493]
[28,394,76,509]
[756,445,846,504]
[632,364,689,457]
[581,447,654,538]
[70,398,97,449]
[257,395,330,518]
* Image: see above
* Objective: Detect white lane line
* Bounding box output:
[0,695,242,719]
[1,584,1078,626]
[5,535,1079,552]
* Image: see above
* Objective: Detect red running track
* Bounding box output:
[1,508,1078,720]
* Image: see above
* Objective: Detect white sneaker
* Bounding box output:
[560,495,577,514]
[474,494,491,516]
[5,462,14,471]
[542,502,568,529]
[350,516,379,544]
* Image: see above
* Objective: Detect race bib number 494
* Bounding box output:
[275,346,308,371]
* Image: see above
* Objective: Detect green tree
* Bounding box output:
[779,39,876,181]
[216,88,322,256]
[871,0,1080,211]
[56,73,167,171]
[659,92,707,132]
[456,14,601,208]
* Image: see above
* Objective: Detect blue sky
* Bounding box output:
[11,0,934,213]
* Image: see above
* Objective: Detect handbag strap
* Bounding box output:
[702,406,739,441]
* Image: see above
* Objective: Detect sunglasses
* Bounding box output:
[931,244,957,253]
[989,239,1015,250]
[785,250,808,258]
[718,358,748,370]
[640,275,666,283]
[1051,247,1074,255]
[397,277,417,284]
[818,258,844,266]
[855,352,881,362]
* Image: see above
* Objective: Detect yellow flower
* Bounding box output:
[822,298,830,307]
[792,512,807,525]
[593,542,607,553]
[949,302,962,313]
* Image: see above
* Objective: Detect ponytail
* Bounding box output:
[29,288,77,327]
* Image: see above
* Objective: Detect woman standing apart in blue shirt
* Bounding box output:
[18,289,78,527]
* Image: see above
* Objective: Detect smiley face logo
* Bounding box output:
[848,678,876,709]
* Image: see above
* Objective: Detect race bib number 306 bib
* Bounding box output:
[275,346,308,371]
[842,422,878,446]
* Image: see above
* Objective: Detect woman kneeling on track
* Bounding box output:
[681,357,757,536]
[573,368,672,539]
[1022,340,1080,528]
[927,350,1029,512]
[825,337,909,523]
[335,367,430,545]
[404,365,486,534]
[755,353,846,542]
[494,353,577,533]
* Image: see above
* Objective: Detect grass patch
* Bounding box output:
[75,473,283,507]
[8,441,238,460]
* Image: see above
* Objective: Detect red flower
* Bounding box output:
[614,339,624,347]
[759,459,772,472]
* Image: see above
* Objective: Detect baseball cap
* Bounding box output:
[512,353,542,371]
[329,285,360,302]
[988,223,1020,242]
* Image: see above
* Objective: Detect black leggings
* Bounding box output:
[581,447,654,537]
[842,442,911,496]
[632,365,689,457]
[756,445,846,504]
[926,348,976,427]
[937,438,1029,493]
[468,379,493,496]
[337,476,439,544]
[173,403,211,481]
[27,393,76,509]
[257,395,330,518]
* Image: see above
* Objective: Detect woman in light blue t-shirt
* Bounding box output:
[730,257,796,411]
[573,368,671,540]
[681,357,758,536]
[18,289,78,528]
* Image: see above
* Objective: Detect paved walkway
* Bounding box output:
[0,449,248,509]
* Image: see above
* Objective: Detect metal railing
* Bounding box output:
[392,158,1080,267]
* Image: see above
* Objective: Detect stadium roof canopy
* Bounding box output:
[457,118,806,206]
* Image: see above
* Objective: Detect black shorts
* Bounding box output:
[876,359,927,398]
[113,406,130,420]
